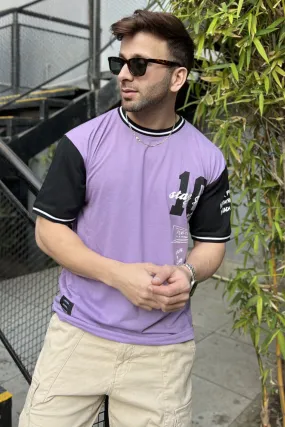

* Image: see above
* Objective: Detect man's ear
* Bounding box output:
[170,67,188,94]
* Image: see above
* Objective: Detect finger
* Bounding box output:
[161,302,187,313]
[154,293,190,306]
[167,269,190,283]
[140,305,152,311]
[150,282,189,297]
[151,265,175,286]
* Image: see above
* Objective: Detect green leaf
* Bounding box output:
[264,76,270,94]
[207,63,232,70]
[200,76,222,83]
[272,70,282,88]
[238,50,245,71]
[256,190,262,221]
[251,15,257,37]
[246,44,252,69]
[229,139,241,163]
[248,13,252,35]
[262,369,270,385]
[197,34,205,58]
[231,63,239,82]
[275,66,285,77]
[276,313,285,327]
[254,71,261,84]
[207,17,218,35]
[246,295,259,308]
[194,21,200,35]
[255,326,260,347]
[253,38,269,63]
[257,296,263,324]
[277,331,285,359]
[254,234,259,253]
[267,16,285,29]
[236,239,249,253]
[234,318,248,329]
[237,0,244,17]
[256,28,279,36]
[261,330,279,352]
[274,221,284,241]
[259,93,264,116]
[204,93,214,105]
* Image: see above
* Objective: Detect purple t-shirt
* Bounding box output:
[33,107,231,345]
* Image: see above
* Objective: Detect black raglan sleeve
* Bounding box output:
[189,167,231,243]
[33,135,86,224]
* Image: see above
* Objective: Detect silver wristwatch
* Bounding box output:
[182,263,198,296]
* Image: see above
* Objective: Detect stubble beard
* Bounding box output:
[122,76,171,113]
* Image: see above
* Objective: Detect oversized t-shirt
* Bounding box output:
[33,107,231,345]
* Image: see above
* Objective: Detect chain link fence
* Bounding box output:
[0,0,90,96]
[0,17,12,94]
[18,19,89,88]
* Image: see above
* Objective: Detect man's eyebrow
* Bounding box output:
[119,53,149,59]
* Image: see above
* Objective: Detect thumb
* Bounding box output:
[151,265,174,286]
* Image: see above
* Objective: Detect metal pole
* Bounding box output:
[0,329,32,384]
[11,11,20,93]
[0,137,41,195]
[89,0,101,91]
[88,0,94,90]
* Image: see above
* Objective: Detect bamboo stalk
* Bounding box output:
[257,350,271,427]
[267,204,285,427]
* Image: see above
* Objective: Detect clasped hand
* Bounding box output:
[116,263,191,313]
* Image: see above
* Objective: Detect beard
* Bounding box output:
[121,74,172,113]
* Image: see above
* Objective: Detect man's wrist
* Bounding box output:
[182,263,196,284]
[99,259,124,288]
[180,263,199,296]
[179,264,193,282]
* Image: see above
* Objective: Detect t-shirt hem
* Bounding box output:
[54,307,195,346]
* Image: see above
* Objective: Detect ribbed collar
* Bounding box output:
[118,106,185,137]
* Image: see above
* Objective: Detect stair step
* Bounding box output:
[0,86,85,104]
[0,97,69,112]
[0,116,40,138]
[0,116,38,125]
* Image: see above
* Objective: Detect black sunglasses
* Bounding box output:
[108,56,181,77]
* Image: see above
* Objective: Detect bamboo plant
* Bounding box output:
[154,0,285,425]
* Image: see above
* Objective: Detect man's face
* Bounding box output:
[118,32,174,113]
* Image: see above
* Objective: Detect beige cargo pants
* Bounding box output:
[19,313,196,427]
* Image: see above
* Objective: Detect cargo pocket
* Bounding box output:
[25,379,40,415]
[174,400,192,427]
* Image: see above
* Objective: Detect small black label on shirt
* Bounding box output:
[60,295,74,315]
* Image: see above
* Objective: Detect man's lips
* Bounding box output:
[121,89,137,93]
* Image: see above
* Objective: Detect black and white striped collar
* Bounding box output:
[118,106,185,137]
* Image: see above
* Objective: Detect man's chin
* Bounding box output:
[121,100,141,113]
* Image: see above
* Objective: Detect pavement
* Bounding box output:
[0,277,262,427]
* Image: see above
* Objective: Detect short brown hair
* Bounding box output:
[111,10,195,73]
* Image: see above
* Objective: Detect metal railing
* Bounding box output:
[0,0,99,97]
[0,0,157,105]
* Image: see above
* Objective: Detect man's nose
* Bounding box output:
[117,63,134,82]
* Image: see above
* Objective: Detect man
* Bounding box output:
[19,9,231,427]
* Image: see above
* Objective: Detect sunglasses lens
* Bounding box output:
[129,58,147,76]
[109,57,123,75]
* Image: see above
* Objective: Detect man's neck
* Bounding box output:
[126,106,177,130]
